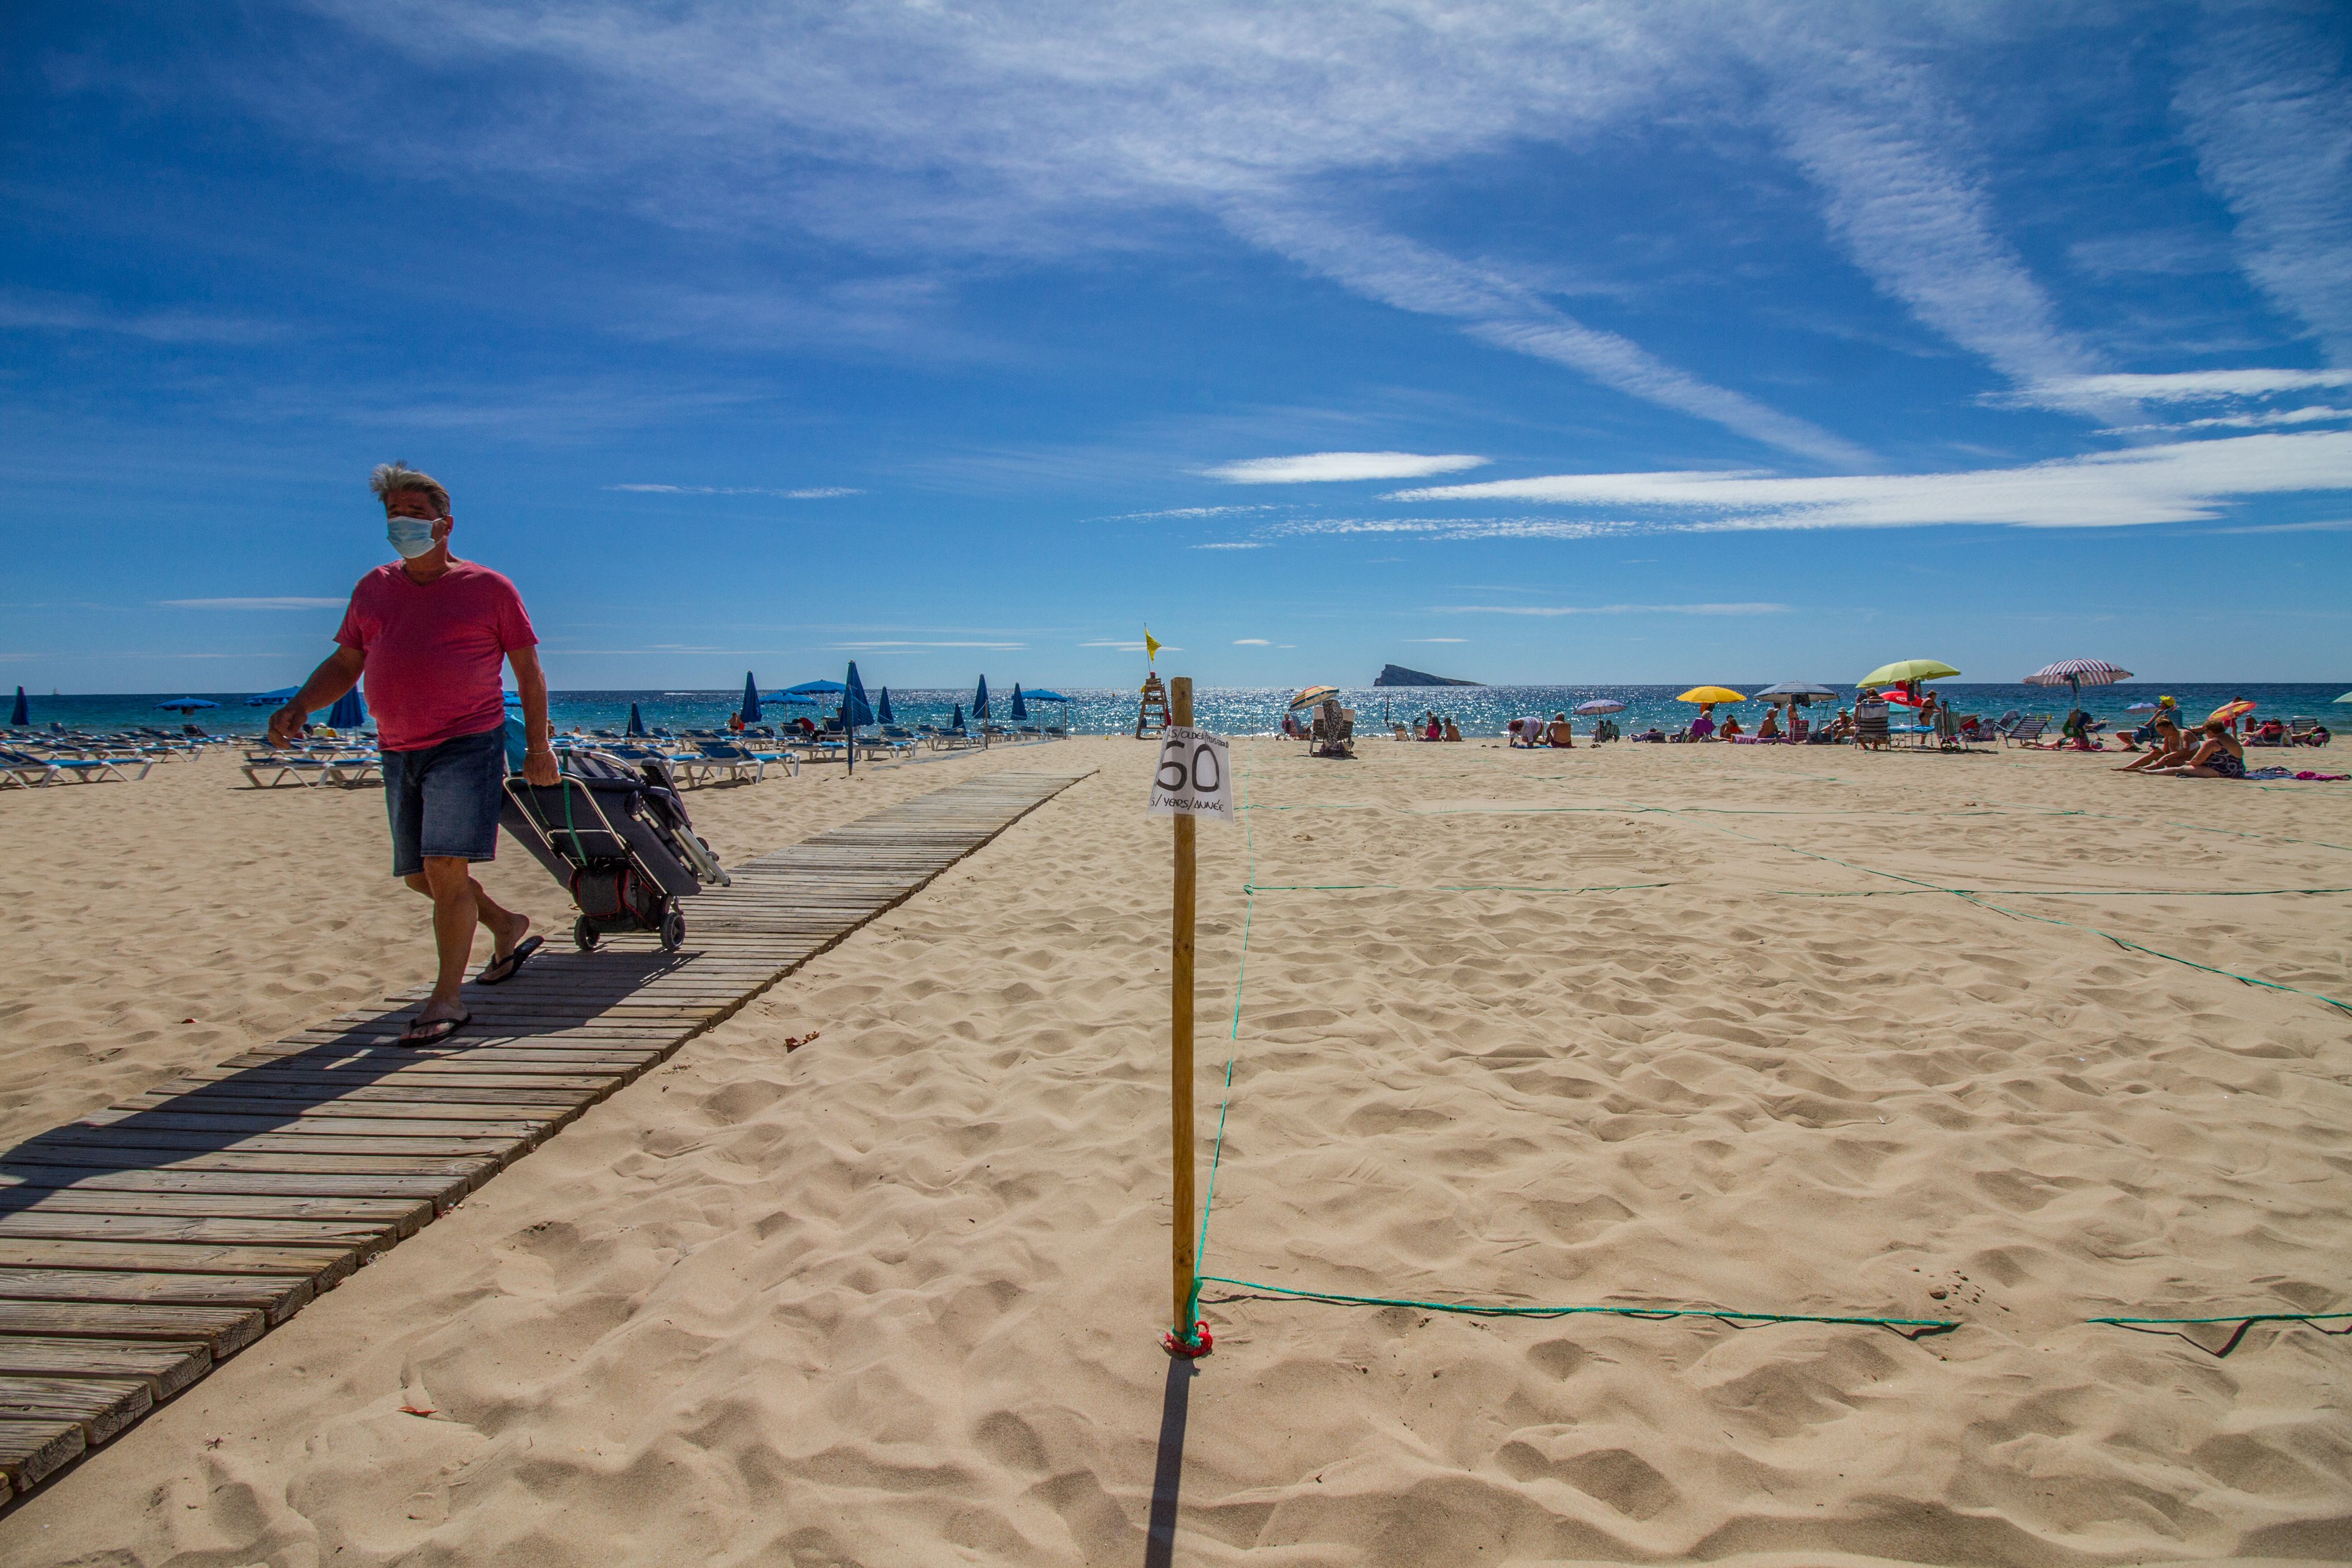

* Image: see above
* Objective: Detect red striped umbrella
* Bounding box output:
[2024,659,2132,706]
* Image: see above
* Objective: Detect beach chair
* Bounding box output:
[1310,701,1355,758]
[2287,717,2327,747]
[2002,716,2049,748]
[19,746,150,782]
[322,751,382,787]
[686,740,770,783]
[0,747,62,788]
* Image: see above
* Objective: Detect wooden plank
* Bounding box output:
[0,1302,263,1355]
[0,1212,401,1259]
[0,1374,153,1443]
[0,1268,313,1323]
[5,1138,509,1174]
[112,1094,590,1127]
[0,1416,85,1492]
[0,1337,211,1398]
[79,1109,553,1141]
[0,1165,474,1208]
[0,1187,429,1233]
[0,1238,358,1285]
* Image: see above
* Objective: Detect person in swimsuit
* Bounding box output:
[2149,718,2246,779]
[2117,714,2187,773]
[1545,713,1575,747]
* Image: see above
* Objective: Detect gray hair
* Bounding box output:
[369,462,450,516]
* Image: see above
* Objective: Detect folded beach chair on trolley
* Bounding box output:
[500,748,729,952]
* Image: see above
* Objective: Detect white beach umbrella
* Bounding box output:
[2023,658,2132,707]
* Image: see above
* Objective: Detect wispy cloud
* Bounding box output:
[1389,431,2352,531]
[1763,51,2099,393]
[1092,503,1285,520]
[1226,208,1872,467]
[1435,603,1792,617]
[2176,7,2352,360]
[1203,451,1486,484]
[1191,541,1268,550]
[608,484,863,498]
[1232,637,1272,645]
[158,596,345,610]
[0,289,285,346]
[2011,369,2352,407]
[1406,637,1467,642]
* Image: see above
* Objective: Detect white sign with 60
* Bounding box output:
[1146,727,1234,823]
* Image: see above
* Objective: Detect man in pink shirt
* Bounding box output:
[269,464,562,1044]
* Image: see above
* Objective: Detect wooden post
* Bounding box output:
[1168,676,1197,1342]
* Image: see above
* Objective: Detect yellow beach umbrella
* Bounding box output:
[1676,686,1746,704]
[1859,658,1959,687]
[2208,699,2256,726]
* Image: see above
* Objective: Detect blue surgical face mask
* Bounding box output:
[387,515,439,559]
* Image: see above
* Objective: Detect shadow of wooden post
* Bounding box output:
[1144,1356,1195,1566]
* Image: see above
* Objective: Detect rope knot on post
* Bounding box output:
[1162,1322,1215,1359]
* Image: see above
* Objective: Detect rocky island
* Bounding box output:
[1372,663,1483,687]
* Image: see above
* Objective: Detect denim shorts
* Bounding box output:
[383,725,508,878]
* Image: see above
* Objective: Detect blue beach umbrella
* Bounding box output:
[740,671,762,723]
[843,662,875,727]
[1010,683,1028,721]
[326,688,367,730]
[951,703,965,730]
[973,675,991,748]
[246,685,300,707]
[11,686,29,726]
[156,697,220,713]
[876,687,895,725]
[781,680,846,700]
[627,702,647,737]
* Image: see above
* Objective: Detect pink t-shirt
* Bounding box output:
[335,561,537,752]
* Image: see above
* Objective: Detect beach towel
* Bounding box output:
[2244,767,2348,781]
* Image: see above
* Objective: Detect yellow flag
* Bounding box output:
[1144,628,1162,663]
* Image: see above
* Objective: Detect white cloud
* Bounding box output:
[1094,503,1283,520]
[1435,603,1792,617]
[1225,209,1872,466]
[158,596,345,610]
[2097,407,2352,436]
[608,483,863,497]
[2013,370,2352,407]
[1406,637,1468,642]
[1191,541,1269,550]
[1388,431,2352,531]
[1762,50,2099,393]
[1203,452,1487,484]
[0,288,285,345]
[1232,638,1272,645]
[2176,8,2352,360]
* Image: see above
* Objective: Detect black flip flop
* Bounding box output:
[475,935,544,987]
[400,1009,471,1047]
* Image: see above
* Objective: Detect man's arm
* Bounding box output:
[509,645,560,785]
[268,646,365,748]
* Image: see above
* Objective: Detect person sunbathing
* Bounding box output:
[1757,708,1780,740]
[1444,717,1462,742]
[1719,713,1743,740]
[2117,715,2187,772]
[2149,718,2247,779]
[1545,713,1574,747]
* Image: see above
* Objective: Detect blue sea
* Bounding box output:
[14,683,2346,740]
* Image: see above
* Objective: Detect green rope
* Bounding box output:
[1767,885,2352,898]
[1197,1276,1957,1338]
[1243,881,1669,894]
[1185,762,1256,1335]
[2090,1311,2352,1326]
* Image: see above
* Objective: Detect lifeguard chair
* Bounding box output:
[1135,673,1171,737]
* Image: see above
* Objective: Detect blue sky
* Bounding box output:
[4,0,2348,693]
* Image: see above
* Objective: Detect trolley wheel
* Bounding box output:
[659,909,686,952]
[573,916,600,952]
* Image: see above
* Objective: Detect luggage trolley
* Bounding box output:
[500,750,729,952]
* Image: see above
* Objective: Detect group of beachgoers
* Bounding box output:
[2114,695,2252,780]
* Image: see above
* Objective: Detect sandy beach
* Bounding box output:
[2,735,2347,1564]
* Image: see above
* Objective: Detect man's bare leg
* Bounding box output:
[405,857,530,1027]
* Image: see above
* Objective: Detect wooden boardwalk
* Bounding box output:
[0,766,1091,1499]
